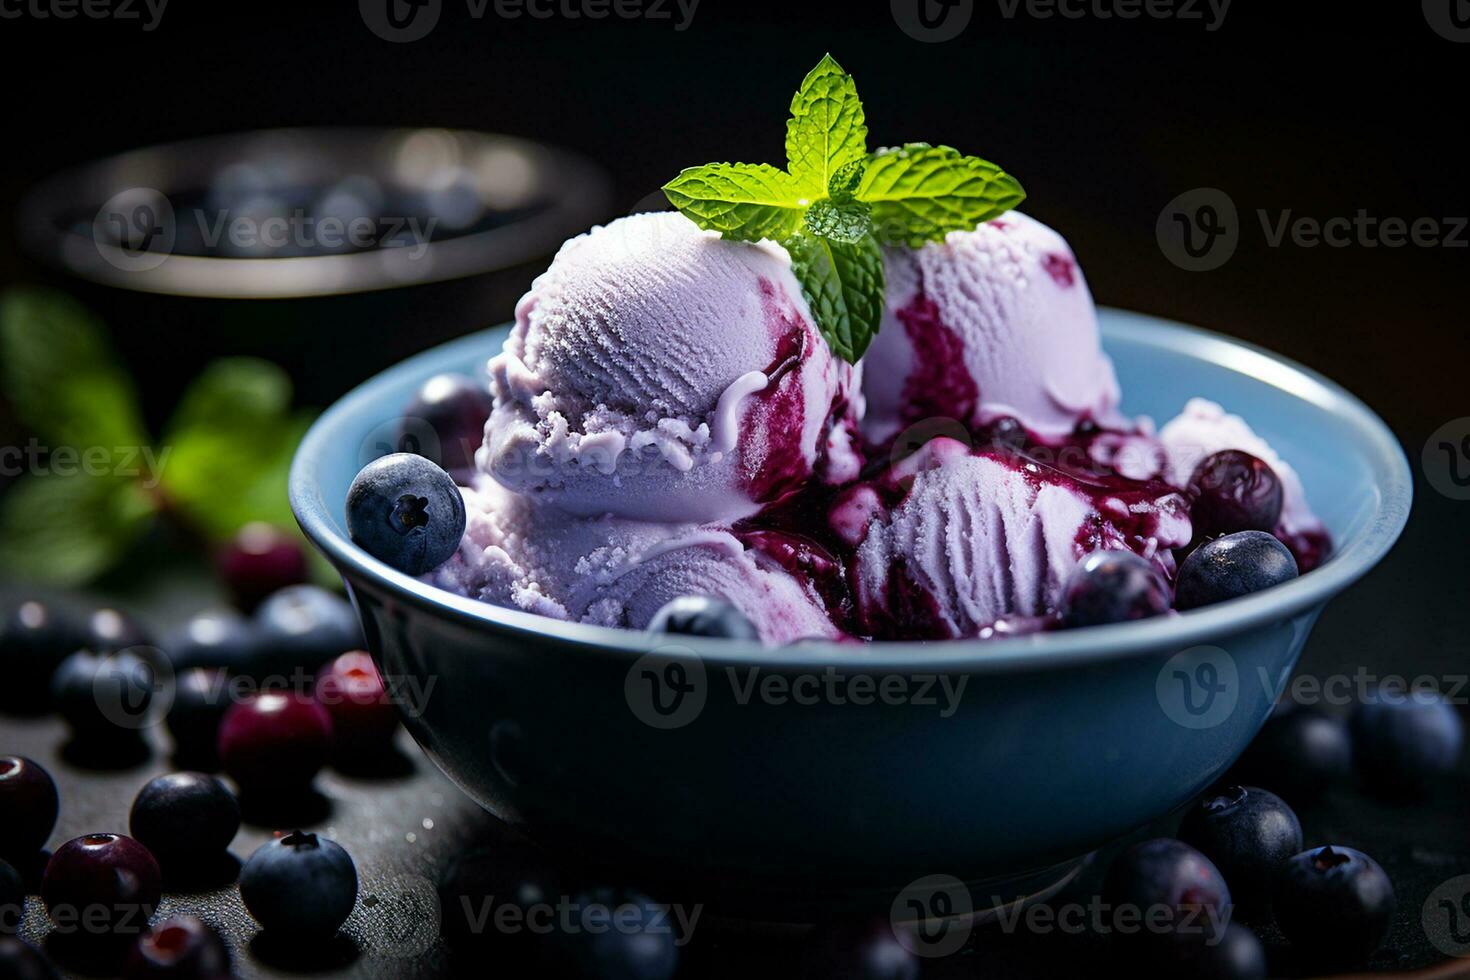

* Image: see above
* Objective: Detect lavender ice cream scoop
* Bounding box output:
[482,212,862,524]
[862,212,1124,444]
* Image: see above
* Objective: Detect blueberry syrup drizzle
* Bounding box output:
[730,280,1330,640]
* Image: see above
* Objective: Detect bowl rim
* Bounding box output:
[290,308,1412,673]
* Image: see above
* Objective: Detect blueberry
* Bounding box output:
[1233,706,1352,803]
[0,757,59,859]
[1178,785,1302,908]
[647,596,759,641]
[550,888,679,980]
[0,938,58,980]
[216,522,309,613]
[218,692,334,795]
[401,373,494,474]
[801,917,919,979]
[82,607,153,654]
[51,651,157,742]
[0,598,88,713]
[1181,922,1267,980]
[253,585,365,679]
[164,669,232,770]
[1350,686,1463,797]
[42,834,162,936]
[1273,845,1395,963]
[1061,550,1171,628]
[129,773,240,865]
[314,652,399,754]
[0,859,23,935]
[1175,531,1298,611]
[346,453,466,576]
[1102,838,1232,960]
[1187,451,1284,539]
[162,609,264,675]
[239,831,357,939]
[123,915,231,980]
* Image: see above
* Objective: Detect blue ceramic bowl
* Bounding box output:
[290,309,1410,908]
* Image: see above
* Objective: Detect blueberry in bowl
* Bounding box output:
[290,56,1410,904]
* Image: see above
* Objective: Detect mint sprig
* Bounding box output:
[663,54,1026,362]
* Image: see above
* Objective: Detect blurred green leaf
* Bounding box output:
[159,358,314,539]
[0,288,148,451]
[0,471,155,586]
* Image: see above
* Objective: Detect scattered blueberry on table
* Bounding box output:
[1180,922,1267,980]
[552,887,680,980]
[0,757,58,861]
[1350,685,1464,797]
[1102,838,1232,962]
[0,599,88,713]
[1061,549,1171,628]
[1231,705,1352,803]
[41,833,162,936]
[129,772,241,866]
[163,668,233,771]
[122,914,232,980]
[314,651,400,754]
[217,692,334,797]
[163,608,264,675]
[252,585,365,679]
[1273,845,1396,964]
[647,596,760,641]
[345,453,467,576]
[239,831,357,940]
[50,650,155,746]
[1175,530,1299,611]
[215,522,310,613]
[1178,785,1302,909]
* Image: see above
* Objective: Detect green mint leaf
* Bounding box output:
[785,54,869,196]
[805,199,873,245]
[784,230,885,362]
[828,160,866,204]
[0,288,148,451]
[158,357,313,539]
[0,471,154,586]
[858,144,1027,247]
[662,163,809,242]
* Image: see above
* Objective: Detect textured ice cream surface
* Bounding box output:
[481,212,861,524]
[863,211,1123,444]
[431,480,840,644]
[1159,398,1331,569]
[848,435,1192,639]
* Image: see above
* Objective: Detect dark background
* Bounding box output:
[2,0,1464,701]
[1,1,1467,976]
